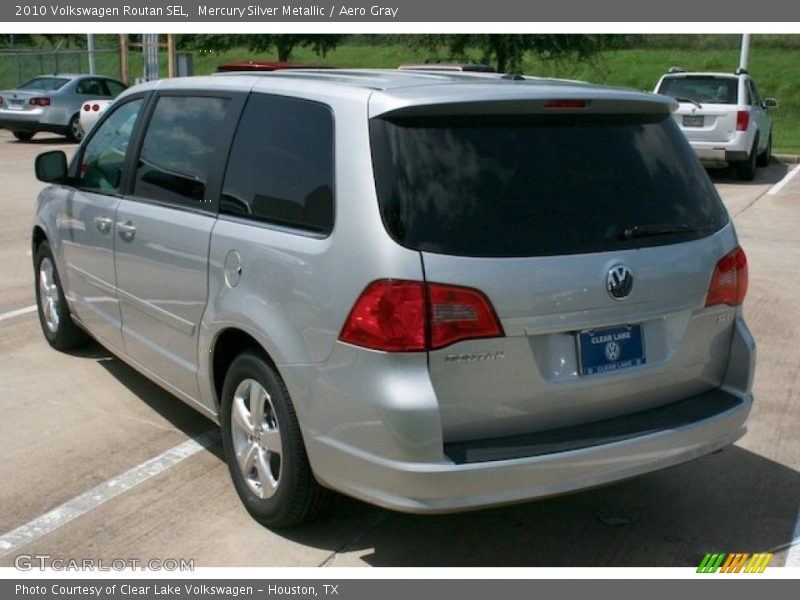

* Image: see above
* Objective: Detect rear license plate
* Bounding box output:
[578,325,645,376]
[683,115,704,127]
[7,100,24,111]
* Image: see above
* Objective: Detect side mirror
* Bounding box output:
[763,98,778,109]
[35,151,69,184]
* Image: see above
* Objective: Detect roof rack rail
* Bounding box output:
[667,66,685,74]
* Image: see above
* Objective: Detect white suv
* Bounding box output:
[654,68,777,180]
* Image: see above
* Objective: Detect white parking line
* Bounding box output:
[0,430,218,559]
[767,164,800,196]
[0,305,37,322]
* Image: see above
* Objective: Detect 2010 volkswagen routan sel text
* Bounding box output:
[31,70,756,527]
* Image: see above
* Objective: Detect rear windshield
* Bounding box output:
[370,112,728,258]
[18,77,70,91]
[657,76,738,104]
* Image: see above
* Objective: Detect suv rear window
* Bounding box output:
[370,112,728,258]
[657,76,738,104]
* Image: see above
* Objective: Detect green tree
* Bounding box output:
[405,34,609,73]
[183,34,344,62]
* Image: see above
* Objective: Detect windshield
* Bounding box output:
[657,76,738,104]
[18,77,70,91]
[370,112,728,258]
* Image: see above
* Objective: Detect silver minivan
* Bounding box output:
[32,70,755,527]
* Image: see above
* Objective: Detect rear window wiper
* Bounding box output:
[674,96,703,109]
[618,223,713,241]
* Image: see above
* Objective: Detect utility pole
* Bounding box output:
[739,33,751,72]
[118,34,129,84]
[167,34,176,78]
[87,33,96,75]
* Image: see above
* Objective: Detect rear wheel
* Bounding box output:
[66,114,83,143]
[34,241,88,350]
[735,137,758,181]
[13,131,34,142]
[220,351,329,528]
[757,132,772,167]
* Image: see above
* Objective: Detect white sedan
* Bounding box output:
[79,98,114,134]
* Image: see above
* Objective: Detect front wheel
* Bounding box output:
[34,241,88,350]
[220,351,329,528]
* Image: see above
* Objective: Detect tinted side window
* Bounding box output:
[134,96,230,210]
[79,98,143,192]
[221,94,334,234]
[76,78,107,96]
[749,81,762,106]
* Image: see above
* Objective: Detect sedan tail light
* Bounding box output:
[339,279,503,352]
[736,110,750,132]
[29,97,51,107]
[82,103,91,111]
[92,104,100,111]
[706,247,748,307]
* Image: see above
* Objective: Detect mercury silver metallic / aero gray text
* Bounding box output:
[31,69,756,527]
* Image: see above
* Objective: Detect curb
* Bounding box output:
[774,153,800,164]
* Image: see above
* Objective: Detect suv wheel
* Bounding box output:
[736,137,758,181]
[757,132,772,167]
[34,241,88,350]
[220,351,329,528]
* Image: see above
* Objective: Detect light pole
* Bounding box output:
[739,33,751,72]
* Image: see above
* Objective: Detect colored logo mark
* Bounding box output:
[697,552,773,573]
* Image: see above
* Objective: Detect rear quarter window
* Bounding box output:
[220,94,334,234]
[370,111,728,258]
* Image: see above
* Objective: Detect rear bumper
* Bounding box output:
[0,108,67,133]
[688,131,754,164]
[307,388,751,513]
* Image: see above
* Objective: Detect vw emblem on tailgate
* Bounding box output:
[606,265,634,300]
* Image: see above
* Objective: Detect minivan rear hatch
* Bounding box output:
[369,94,737,444]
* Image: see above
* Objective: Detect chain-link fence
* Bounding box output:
[0,48,120,89]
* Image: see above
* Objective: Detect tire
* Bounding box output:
[13,131,34,142]
[735,137,758,181]
[757,132,772,167]
[66,114,84,143]
[34,241,89,351]
[220,350,330,528]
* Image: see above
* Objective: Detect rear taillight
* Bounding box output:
[339,279,504,352]
[0,96,4,106]
[736,110,750,132]
[544,99,587,109]
[705,247,748,307]
[92,104,100,111]
[82,103,91,111]
[29,97,50,107]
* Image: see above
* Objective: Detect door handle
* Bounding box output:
[93,216,113,234]
[116,221,137,241]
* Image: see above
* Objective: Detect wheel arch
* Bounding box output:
[210,327,279,411]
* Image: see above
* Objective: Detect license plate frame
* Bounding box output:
[683,115,704,128]
[577,324,646,376]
